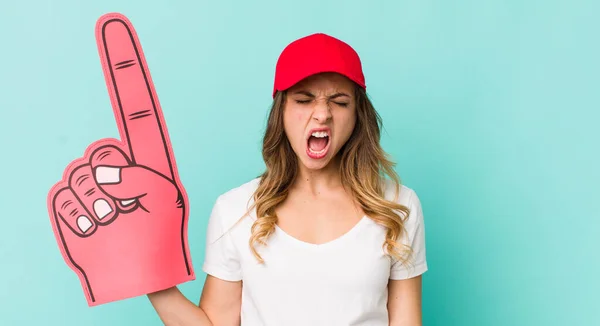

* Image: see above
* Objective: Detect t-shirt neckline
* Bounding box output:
[273,215,369,249]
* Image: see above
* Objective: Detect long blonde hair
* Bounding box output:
[245,85,413,266]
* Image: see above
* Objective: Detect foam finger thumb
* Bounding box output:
[94,165,178,209]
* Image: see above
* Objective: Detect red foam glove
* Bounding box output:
[47,12,195,306]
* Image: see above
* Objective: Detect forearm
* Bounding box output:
[147,287,212,326]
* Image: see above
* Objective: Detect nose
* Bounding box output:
[312,100,332,123]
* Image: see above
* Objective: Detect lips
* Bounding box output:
[306,127,331,159]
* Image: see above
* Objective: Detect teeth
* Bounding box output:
[311,131,329,138]
[308,147,327,154]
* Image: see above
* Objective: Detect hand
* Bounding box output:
[47,13,195,306]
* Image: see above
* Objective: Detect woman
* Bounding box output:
[148,32,428,326]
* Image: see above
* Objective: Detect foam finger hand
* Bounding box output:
[69,164,118,224]
[90,144,179,213]
[53,187,98,237]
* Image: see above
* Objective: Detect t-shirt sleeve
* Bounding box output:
[201,196,243,282]
[390,189,428,280]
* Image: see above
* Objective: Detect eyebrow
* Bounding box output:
[292,90,315,97]
[329,92,350,100]
[291,90,350,99]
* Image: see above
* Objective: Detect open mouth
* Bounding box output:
[306,129,330,159]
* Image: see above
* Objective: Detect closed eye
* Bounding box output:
[295,99,312,104]
[333,101,349,107]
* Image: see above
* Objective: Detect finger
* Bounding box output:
[68,164,117,224]
[89,144,138,209]
[52,187,97,237]
[94,165,179,212]
[95,13,175,180]
[89,143,131,167]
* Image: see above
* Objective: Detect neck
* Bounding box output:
[293,155,343,195]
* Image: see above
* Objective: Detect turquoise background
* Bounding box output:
[1,0,598,325]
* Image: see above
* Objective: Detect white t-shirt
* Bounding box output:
[202,177,428,326]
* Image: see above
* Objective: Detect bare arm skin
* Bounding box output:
[387,275,424,326]
[199,275,243,326]
[147,275,242,326]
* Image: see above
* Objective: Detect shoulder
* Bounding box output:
[381,178,421,209]
[215,177,260,205]
[210,177,261,229]
[381,178,424,226]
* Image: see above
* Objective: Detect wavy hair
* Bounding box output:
[244,84,413,267]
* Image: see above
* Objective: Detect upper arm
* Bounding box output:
[387,276,423,326]
[388,189,428,325]
[199,196,244,325]
[199,275,242,326]
[390,189,427,279]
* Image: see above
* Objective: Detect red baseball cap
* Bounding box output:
[272,33,366,98]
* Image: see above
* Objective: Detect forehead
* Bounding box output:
[288,72,354,95]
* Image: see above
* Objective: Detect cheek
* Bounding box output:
[284,106,306,122]
[336,113,357,140]
[289,106,309,122]
[283,108,307,143]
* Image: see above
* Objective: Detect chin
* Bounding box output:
[300,158,330,171]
